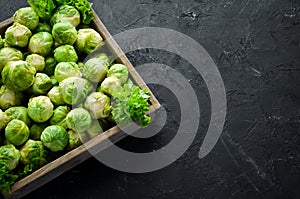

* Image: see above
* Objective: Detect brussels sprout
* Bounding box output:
[83,58,109,83]
[28,96,54,122]
[28,32,54,56]
[60,77,94,105]
[13,7,39,30]
[66,108,92,133]
[0,85,24,110]
[2,60,36,92]
[5,23,32,47]
[54,45,78,63]
[30,123,48,140]
[51,5,80,28]
[67,130,82,150]
[20,139,49,168]
[86,120,105,140]
[31,73,53,95]
[34,23,51,33]
[84,92,111,119]
[78,62,84,72]
[41,125,68,152]
[5,107,31,126]
[92,53,111,63]
[107,64,129,84]
[52,22,77,46]
[75,29,104,54]
[43,57,57,76]
[49,106,70,129]
[0,109,9,131]
[5,119,30,146]
[0,47,23,72]
[54,62,81,83]
[50,76,58,86]
[98,77,122,96]
[26,54,45,72]
[47,86,65,106]
[0,144,20,170]
[0,36,3,49]
[3,39,10,48]
[3,39,10,47]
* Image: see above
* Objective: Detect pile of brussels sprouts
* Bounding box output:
[0,2,151,194]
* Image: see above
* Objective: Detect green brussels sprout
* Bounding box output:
[0,85,24,110]
[67,130,82,150]
[47,86,65,106]
[75,29,104,54]
[34,23,51,33]
[92,53,111,63]
[98,77,122,96]
[29,123,48,140]
[26,54,45,72]
[77,62,85,74]
[0,47,23,72]
[52,22,77,46]
[86,120,105,140]
[0,36,3,49]
[3,39,9,48]
[54,62,81,82]
[83,58,109,83]
[107,64,129,84]
[5,107,31,126]
[5,119,30,146]
[3,39,10,47]
[49,106,70,129]
[5,23,32,47]
[20,139,49,168]
[54,45,78,63]
[0,109,9,131]
[32,73,53,95]
[0,144,20,170]
[28,96,54,122]
[28,32,54,57]
[43,57,57,76]
[2,60,36,92]
[50,75,58,86]
[41,125,68,152]
[84,92,111,119]
[13,7,39,30]
[66,108,92,133]
[51,5,80,28]
[60,77,94,105]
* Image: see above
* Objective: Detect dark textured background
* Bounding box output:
[1,0,300,198]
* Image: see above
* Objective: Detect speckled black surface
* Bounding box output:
[1,0,300,198]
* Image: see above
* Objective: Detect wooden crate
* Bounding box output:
[0,9,161,199]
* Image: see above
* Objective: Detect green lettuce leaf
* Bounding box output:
[0,162,18,194]
[112,80,151,127]
[28,0,56,22]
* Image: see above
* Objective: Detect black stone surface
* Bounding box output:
[1,0,300,198]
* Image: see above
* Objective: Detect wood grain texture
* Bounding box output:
[2,9,160,199]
